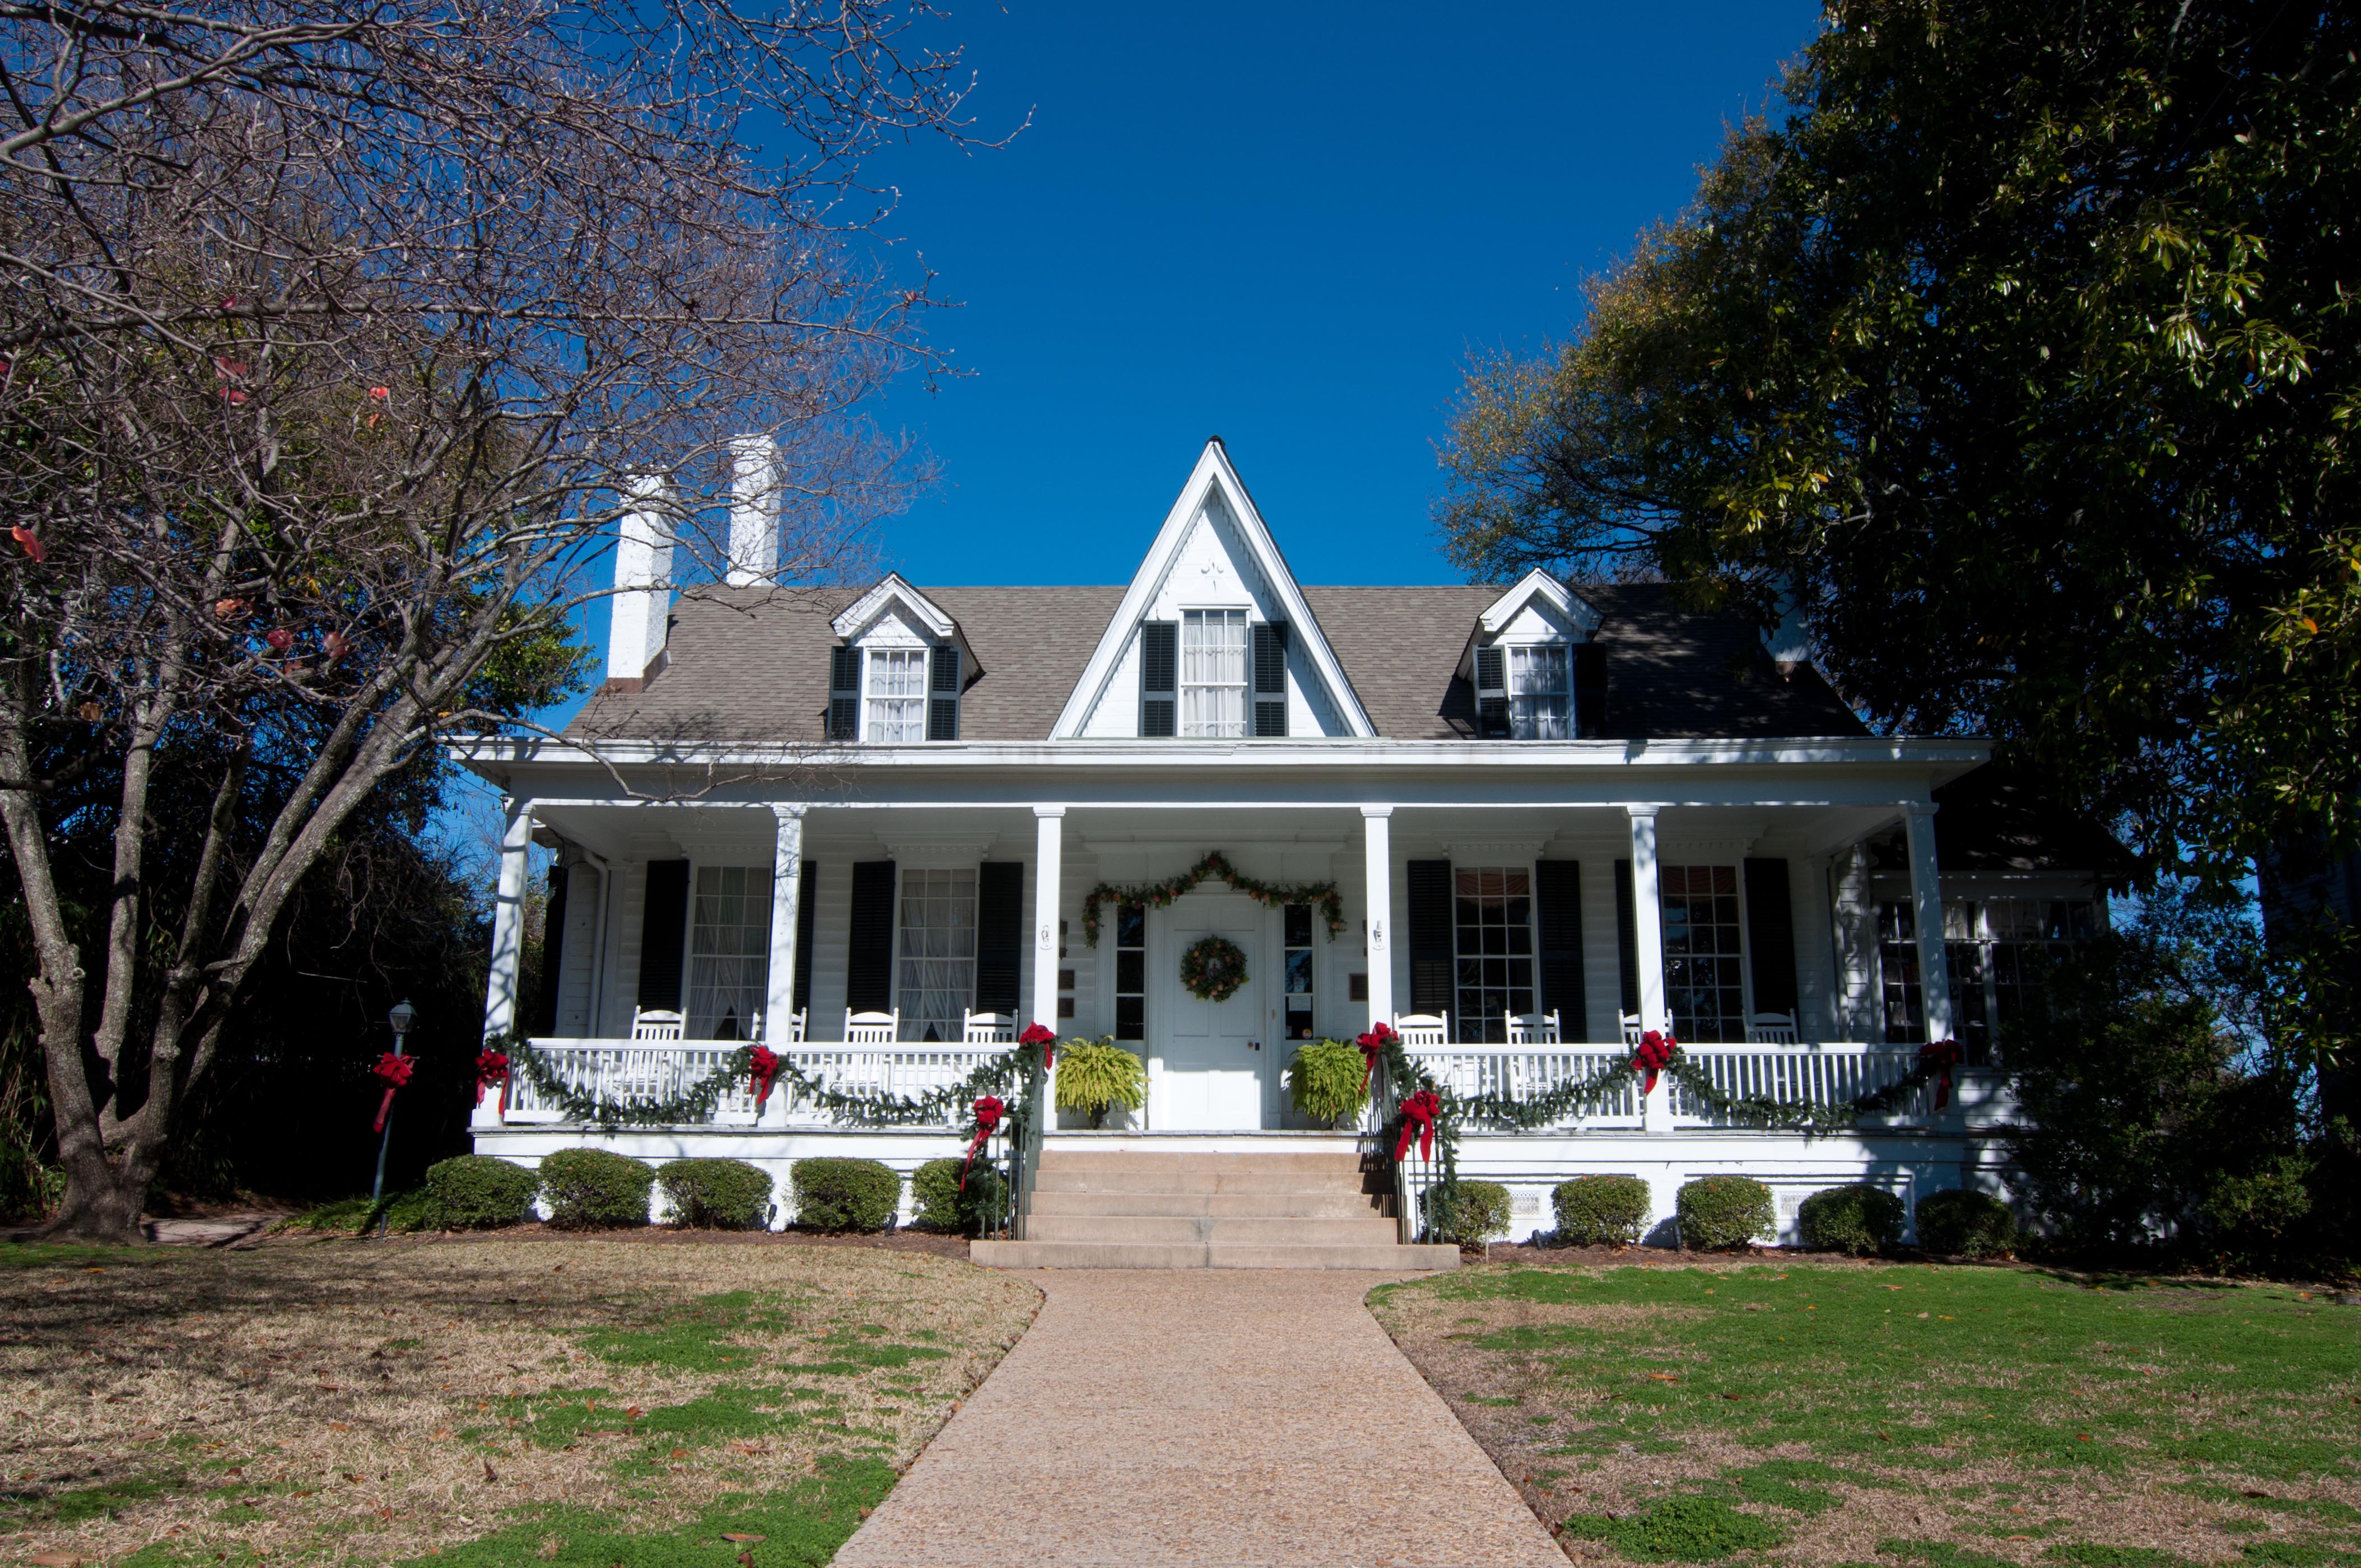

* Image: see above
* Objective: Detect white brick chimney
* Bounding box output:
[727,433,779,586]
[606,475,673,692]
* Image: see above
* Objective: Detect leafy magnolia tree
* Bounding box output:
[1436,1,2359,892]
[0,0,979,1238]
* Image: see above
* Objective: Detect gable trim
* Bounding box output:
[1049,440,1377,739]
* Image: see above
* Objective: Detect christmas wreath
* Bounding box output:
[1179,934,1249,1002]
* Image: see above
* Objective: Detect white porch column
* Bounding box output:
[1903,802,1955,1041]
[482,797,534,1040]
[1361,806,1394,1030]
[765,805,805,1043]
[1031,808,1065,1033]
[1627,805,1672,1132]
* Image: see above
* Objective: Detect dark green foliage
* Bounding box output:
[909,1156,1002,1235]
[789,1156,900,1233]
[422,1155,540,1230]
[1553,1174,1652,1247]
[1796,1184,1904,1257]
[1426,1179,1512,1249]
[1557,1494,1789,1561]
[655,1158,772,1230]
[1676,1175,1773,1250]
[537,1147,653,1229]
[1915,1189,2018,1258]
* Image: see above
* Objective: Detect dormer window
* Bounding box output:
[826,575,972,743]
[1468,570,1605,740]
[867,648,928,741]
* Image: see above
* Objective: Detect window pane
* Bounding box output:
[865,648,928,743]
[897,869,977,1043]
[1179,610,1247,738]
[1451,866,1534,1042]
[1661,864,1745,1041]
[686,865,771,1039]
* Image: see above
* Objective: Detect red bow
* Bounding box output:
[371,1052,414,1133]
[962,1095,1007,1189]
[1020,1021,1056,1070]
[474,1049,510,1114]
[1632,1030,1679,1095]
[1356,1022,1397,1090]
[1918,1039,1964,1110]
[1394,1089,1441,1161]
[747,1044,780,1110]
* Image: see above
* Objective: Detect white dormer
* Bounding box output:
[1460,569,1603,740]
[1055,439,1372,740]
[827,574,977,743]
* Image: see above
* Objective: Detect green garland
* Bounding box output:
[493,1029,1053,1131]
[1081,851,1344,946]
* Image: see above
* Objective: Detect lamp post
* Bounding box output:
[371,999,417,1230]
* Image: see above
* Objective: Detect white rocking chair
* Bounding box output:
[630,1007,684,1042]
[1506,1010,1562,1047]
[1620,1011,1676,1044]
[1745,1012,1799,1045]
[1390,1012,1450,1048]
[961,1010,1015,1044]
[842,1009,898,1046]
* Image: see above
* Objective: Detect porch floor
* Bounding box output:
[830,1269,1564,1568]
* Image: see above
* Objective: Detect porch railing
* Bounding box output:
[502,1039,1007,1126]
[1399,1042,1934,1132]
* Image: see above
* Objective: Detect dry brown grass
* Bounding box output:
[1,1232,1039,1566]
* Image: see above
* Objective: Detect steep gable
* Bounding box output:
[1051,439,1375,739]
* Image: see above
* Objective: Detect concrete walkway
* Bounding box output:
[833,1270,1564,1568]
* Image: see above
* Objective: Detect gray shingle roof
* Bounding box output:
[564,580,1869,744]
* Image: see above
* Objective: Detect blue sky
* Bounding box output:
[856,1,1823,590]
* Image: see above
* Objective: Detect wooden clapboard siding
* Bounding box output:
[554,862,601,1035]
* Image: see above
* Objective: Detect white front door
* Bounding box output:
[1156,891,1265,1130]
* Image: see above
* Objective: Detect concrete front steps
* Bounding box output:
[970,1149,1461,1271]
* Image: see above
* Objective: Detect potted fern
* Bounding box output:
[1285,1038,1369,1129]
[1055,1037,1147,1129]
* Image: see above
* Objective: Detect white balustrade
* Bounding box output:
[502,1038,1002,1127]
[1404,1046,1643,1127]
[1403,1041,1931,1131]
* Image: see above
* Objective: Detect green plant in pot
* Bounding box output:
[1055,1037,1146,1128]
[1285,1039,1369,1128]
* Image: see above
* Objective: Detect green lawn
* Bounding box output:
[1371,1259,2361,1567]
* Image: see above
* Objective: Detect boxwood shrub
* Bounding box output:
[1424,1180,1513,1250]
[1914,1188,2019,1257]
[1676,1174,1775,1250]
[790,1156,901,1233]
[911,1156,1006,1235]
[538,1147,655,1229]
[1796,1183,1906,1256]
[1552,1174,1652,1247]
[656,1158,774,1230]
[422,1155,539,1230]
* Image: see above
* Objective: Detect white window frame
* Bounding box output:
[1506,642,1570,740]
[864,646,928,744]
[1179,608,1249,739]
[684,862,772,1040]
[1659,863,1749,1043]
[893,865,980,1043]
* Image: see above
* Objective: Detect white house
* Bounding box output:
[455,438,2111,1264]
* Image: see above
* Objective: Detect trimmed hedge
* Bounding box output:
[539,1147,655,1229]
[911,1156,1005,1235]
[422,1155,539,1230]
[1426,1180,1514,1250]
[657,1158,774,1230]
[1676,1175,1775,1250]
[1796,1184,1906,1256]
[1914,1188,2018,1257]
[1553,1174,1652,1248]
[791,1156,901,1233]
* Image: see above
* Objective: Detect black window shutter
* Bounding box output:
[635,859,691,1011]
[793,860,818,1013]
[975,861,1025,1015]
[531,864,568,1035]
[1474,646,1509,738]
[1139,621,1177,737]
[1407,859,1454,1015]
[1614,857,1638,1018]
[1534,860,1585,1029]
[828,645,861,740]
[1252,622,1288,736]
[928,646,961,740]
[1574,643,1607,738]
[845,861,896,1014]
[1744,857,1799,1018]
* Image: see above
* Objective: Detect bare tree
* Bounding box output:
[0,0,982,1238]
